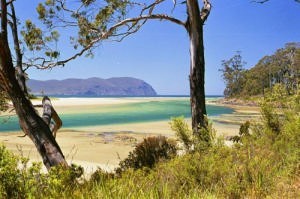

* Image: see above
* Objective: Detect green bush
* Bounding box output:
[170,117,193,151]
[170,116,215,152]
[0,145,86,198]
[116,136,177,174]
[230,120,251,143]
[0,145,45,198]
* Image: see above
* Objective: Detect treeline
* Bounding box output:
[220,42,300,98]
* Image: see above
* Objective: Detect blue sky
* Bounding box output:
[16,0,300,95]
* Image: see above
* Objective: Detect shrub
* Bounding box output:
[170,117,216,152]
[230,120,251,143]
[116,136,177,174]
[170,117,193,151]
[194,119,216,151]
[90,168,115,182]
[0,145,86,198]
[0,145,45,198]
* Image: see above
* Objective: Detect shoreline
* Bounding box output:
[212,97,261,111]
[0,97,260,174]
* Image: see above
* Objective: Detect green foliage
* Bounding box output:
[170,117,215,152]
[20,20,44,51]
[0,145,44,198]
[38,0,129,52]
[45,50,60,58]
[230,120,251,143]
[195,119,216,151]
[37,3,47,19]
[88,110,298,197]
[20,19,60,59]
[0,145,84,198]
[220,51,247,97]
[116,136,177,174]
[223,43,300,98]
[170,117,193,151]
[90,168,115,183]
[44,164,84,196]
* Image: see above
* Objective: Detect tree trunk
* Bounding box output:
[9,3,28,96]
[0,1,67,169]
[186,0,208,133]
[0,41,67,170]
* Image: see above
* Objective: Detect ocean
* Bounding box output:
[0,97,233,132]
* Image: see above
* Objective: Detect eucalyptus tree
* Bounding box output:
[220,52,247,97]
[0,0,67,169]
[36,0,212,135]
[0,0,212,170]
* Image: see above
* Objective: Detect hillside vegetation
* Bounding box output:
[0,89,299,198]
[221,42,300,98]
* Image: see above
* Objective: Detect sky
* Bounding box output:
[14,0,300,95]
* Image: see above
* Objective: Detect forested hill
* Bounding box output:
[220,42,300,98]
[27,77,157,96]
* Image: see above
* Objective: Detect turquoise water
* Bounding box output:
[0,99,233,132]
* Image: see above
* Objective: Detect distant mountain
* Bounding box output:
[27,77,157,96]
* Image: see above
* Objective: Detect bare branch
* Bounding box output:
[115,14,186,29]
[140,0,165,15]
[201,0,212,22]
[6,0,15,6]
[252,0,269,3]
[171,0,177,13]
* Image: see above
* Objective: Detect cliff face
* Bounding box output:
[27,77,157,96]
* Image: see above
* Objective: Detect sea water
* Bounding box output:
[0,98,233,132]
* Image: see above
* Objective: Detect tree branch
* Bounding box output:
[201,0,212,22]
[29,13,185,69]
[113,14,186,29]
[1,0,8,35]
[252,0,269,3]
[9,2,28,96]
[140,0,165,15]
[6,0,15,6]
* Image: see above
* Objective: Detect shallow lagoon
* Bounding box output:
[0,98,233,132]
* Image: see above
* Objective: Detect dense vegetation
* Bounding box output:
[0,90,299,198]
[221,42,300,98]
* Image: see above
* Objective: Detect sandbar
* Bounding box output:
[0,97,260,174]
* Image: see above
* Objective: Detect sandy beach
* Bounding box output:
[0,97,260,174]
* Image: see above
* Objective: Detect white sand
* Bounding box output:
[1,97,258,174]
[31,97,188,107]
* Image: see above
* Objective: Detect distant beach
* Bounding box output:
[0,97,260,174]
